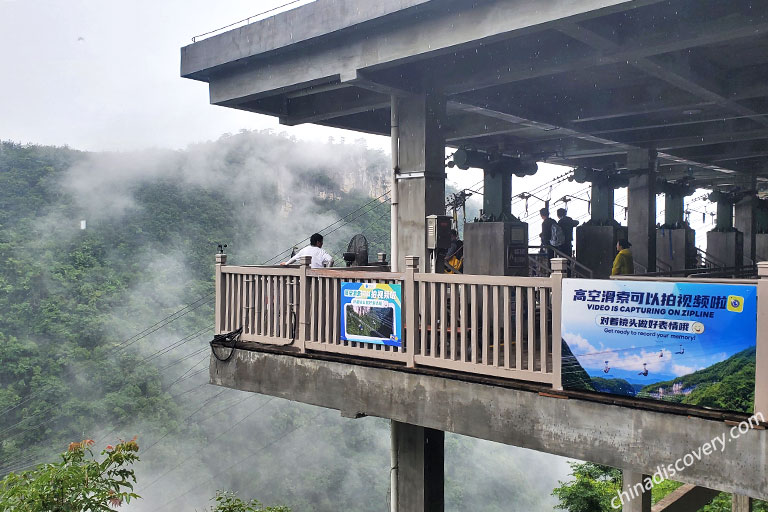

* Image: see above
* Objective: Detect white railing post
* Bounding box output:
[405,255,419,368]
[215,252,227,335]
[550,257,567,390]
[755,262,768,416]
[298,256,312,353]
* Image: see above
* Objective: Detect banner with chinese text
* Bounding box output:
[561,278,756,412]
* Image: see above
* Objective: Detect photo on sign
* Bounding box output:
[560,279,757,414]
[344,304,395,341]
[340,282,402,347]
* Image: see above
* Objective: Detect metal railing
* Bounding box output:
[191,0,315,43]
[696,247,727,270]
[529,245,594,279]
[215,254,564,387]
[215,253,768,413]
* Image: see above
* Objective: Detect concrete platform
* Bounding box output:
[210,347,768,500]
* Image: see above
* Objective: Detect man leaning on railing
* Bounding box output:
[282,233,334,268]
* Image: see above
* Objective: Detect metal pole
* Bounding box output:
[391,95,400,273]
[390,97,400,510]
[390,419,399,512]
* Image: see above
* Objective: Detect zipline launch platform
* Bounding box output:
[182,1,768,510]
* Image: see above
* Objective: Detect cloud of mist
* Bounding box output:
[16,131,573,511]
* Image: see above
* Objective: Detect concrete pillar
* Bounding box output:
[392,421,444,512]
[716,200,735,230]
[627,150,657,272]
[735,196,757,266]
[621,471,652,512]
[591,181,615,224]
[483,169,512,220]
[664,193,685,226]
[732,495,753,512]
[396,92,446,272]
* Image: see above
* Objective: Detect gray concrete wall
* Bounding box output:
[210,349,768,500]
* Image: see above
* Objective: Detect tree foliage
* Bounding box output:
[210,491,291,512]
[552,462,621,512]
[0,438,140,511]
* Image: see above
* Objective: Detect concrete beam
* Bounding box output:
[280,87,390,126]
[199,0,717,104]
[209,349,768,500]
[651,484,719,512]
[181,0,435,77]
[555,23,768,129]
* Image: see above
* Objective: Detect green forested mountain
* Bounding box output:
[0,135,568,511]
[639,347,756,413]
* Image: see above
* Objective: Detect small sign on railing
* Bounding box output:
[340,282,402,347]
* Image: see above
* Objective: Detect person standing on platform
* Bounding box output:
[540,208,558,259]
[556,208,579,257]
[283,233,334,268]
[611,239,634,276]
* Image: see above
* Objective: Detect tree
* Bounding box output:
[210,491,291,512]
[0,438,140,511]
[552,462,621,512]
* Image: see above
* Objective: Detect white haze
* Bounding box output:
[28,130,571,511]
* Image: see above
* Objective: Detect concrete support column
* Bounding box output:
[735,196,757,266]
[591,181,615,224]
[664,193,685,226]
[732,495,753,512]
[627,150,657,272]
[483,169,512,219]
[396,92,446,272]
[621,471,652,512]
[716,200,735,230]
[392,421,444,512]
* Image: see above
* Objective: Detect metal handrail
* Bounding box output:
[532,245,594,279]
[696,247,726,269]
[191,0,311,42]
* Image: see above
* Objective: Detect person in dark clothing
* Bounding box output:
[444,229,463,272]
[540,208,556,259]
[556,208,580,257]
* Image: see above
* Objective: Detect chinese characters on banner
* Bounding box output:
[561,279,756,412]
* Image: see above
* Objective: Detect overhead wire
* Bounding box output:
[152,409,327,511]
[139,396,275,493]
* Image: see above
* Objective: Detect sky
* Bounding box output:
[0,0,356,151]
[0,0,717,246]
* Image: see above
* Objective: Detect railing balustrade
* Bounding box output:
[215,253,768,410]
[215,254,565,387]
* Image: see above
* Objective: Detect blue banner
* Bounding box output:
[561,278,756,411]
[340,282,402,347]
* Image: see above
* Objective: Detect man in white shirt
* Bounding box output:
[283,233,334,268]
